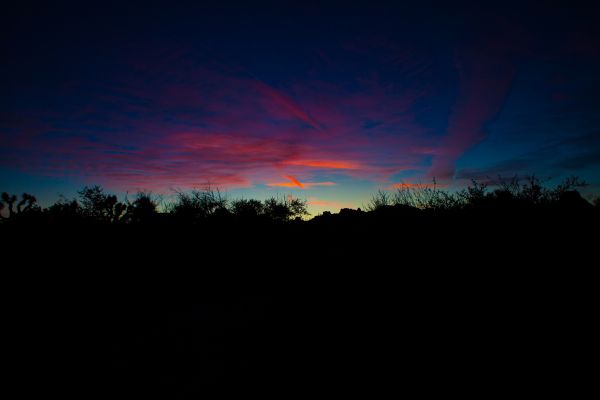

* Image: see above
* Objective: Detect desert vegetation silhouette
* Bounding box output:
[3,175,597,396]
[1,175,597,226]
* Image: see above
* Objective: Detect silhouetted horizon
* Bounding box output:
[2,174,598,224]
[2,2,600,213]
[2,1,598,396]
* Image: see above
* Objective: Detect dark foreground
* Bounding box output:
[4,209,597,397]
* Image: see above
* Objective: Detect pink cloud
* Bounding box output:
[0,43,441,192]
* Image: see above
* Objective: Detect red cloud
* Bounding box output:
[285,175,304,188]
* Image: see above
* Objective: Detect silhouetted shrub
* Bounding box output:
[46,196,82,223]
[169,188,229,223]
[392,180,459,210]
[78,185,126,223]
[367,175,593,215]
[230,199,265,219]
[365,190,392,211]
[457,180,488,209]
[2,175,596,227]
[520,176,547,204]
[263,196,308,221]
[550,176,587,201]
[125,192,159,224]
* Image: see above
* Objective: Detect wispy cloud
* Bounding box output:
[456,130,600,181]
[0,43,435,191]
[283,159,361,170]
[267,175,336,189]
[429,24,526,180]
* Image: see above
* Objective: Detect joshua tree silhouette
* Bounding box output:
[1,192,37,219]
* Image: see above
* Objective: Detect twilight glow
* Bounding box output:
[1,2,599,213]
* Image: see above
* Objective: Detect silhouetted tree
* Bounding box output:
[170,188,229,222]
[17,193,37,213]
[458,180,488,208]
[78,185,125,223]
[263,196,308,221]
[230,199,264,219]
[551,176,588,201]
[0,192,39,220]
[520,175,547,204]
[47,196,82,223]
[125,192,159,224]
[1,192,17,218]
[1,174,597,227]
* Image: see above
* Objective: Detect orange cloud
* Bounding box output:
[267,175,336,189]
[286,175,304,188]
[267,182,300,188]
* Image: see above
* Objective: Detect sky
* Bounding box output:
[1,1,599,213]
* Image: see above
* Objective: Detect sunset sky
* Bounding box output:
[2,2,599,213]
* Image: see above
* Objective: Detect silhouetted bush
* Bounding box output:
[78,185,126,223]
[46,196,82,223]
[230,199,265,219]
[124,192,159,224]
[380,175,592,213]
[392,180,459,210]
[263,196,308,221]
[169,188,229,223]
[1,175,597,227]
[365,190,392,212]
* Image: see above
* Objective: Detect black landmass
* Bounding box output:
[2,177,597,396]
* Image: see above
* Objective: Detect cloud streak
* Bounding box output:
[267,175,336,189]
[429,24,526,180]
[0,43,436,192]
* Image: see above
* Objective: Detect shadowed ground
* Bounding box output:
[4,204,596,396]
